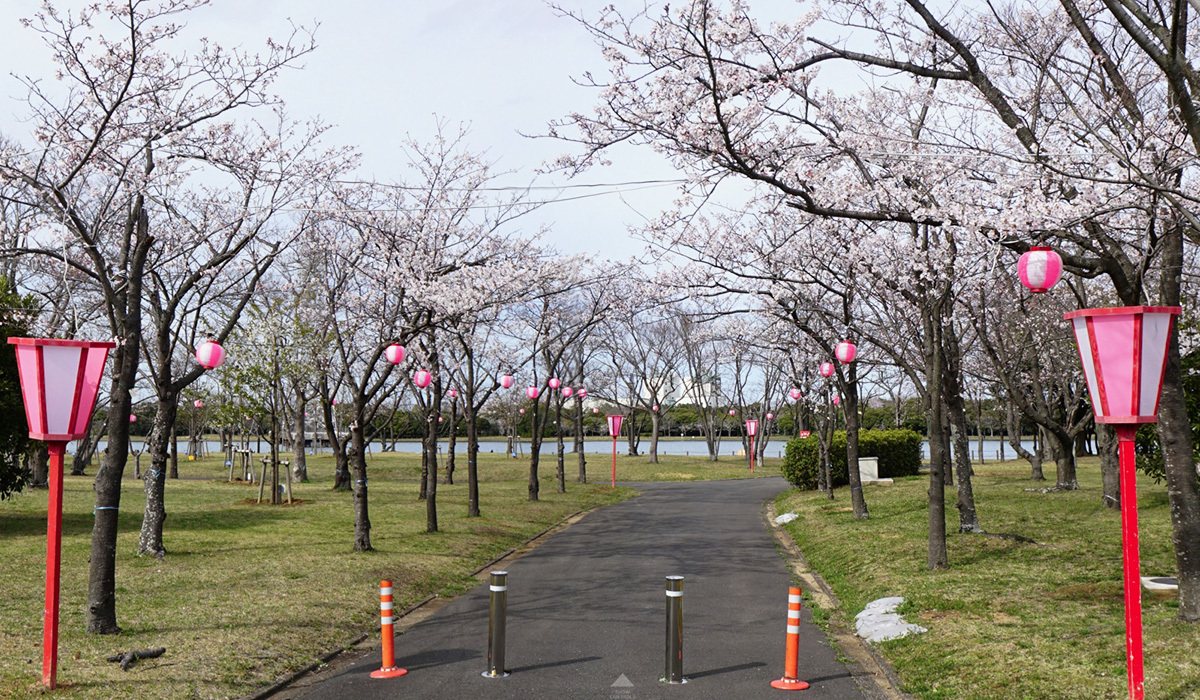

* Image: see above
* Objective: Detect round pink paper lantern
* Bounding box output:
[819,362,835,378]
[129,414,137,423]
[835,341,857,364]
[526,386,539,400]
[562,387,574,398]
[729,409,736,416]
[1018,246,1063,293]
[767,412,774,420]
[593,408,599,414]
[832,395,841,406]
[195,340,226,369]
[548,378,561,389]
[194,399,204,408]
[413,370,433,389]
[789,387,802,401]
[438,416,444,423]
[385,344,406,364]
[331,399,337,406]
[578,388,588,398]
[500,374,514,389]
[447,389,458,398]
[520,408,526,414]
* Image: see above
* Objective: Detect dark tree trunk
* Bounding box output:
[1007,403,1044,481]
[1050,428,1079,490]
[1096,423,1120,509]
[528,396,542,501]
[575,396,587,483]
[168,422,178,479]
[649,410,660,463]
[466,401,480,517]
[293,387,307,482]
[444,402,457,485]
[28,443,48,488]
[138,395,177,557]
[943,332,981,533]
[71,420,101,476]
[350,422,371,551]
[555,400,566,493]
[844,361,868,519]
[922,284,950,570]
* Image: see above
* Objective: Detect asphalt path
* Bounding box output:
[291,477,868,700]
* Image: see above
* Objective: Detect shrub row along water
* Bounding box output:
[780,429,923,489]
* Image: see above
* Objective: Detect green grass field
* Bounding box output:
[776,457,1200,700]
[0,449,768,699]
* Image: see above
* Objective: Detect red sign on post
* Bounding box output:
[9,338,115,690]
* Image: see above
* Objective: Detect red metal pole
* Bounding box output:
[1115,425,1144,700]
[43,441,65,689]
[612,436,617,488]
[749,434,755,473]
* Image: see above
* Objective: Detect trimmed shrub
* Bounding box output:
[780,429,923,489]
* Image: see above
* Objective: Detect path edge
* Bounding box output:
[238,500,620,700]
[764,499,915,700]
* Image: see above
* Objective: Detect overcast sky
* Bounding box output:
[0,0,714,260]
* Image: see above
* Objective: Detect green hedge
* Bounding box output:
[780,429,923,489]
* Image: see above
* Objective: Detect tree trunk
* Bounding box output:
[292,388,307,482]
[943,333,981,533]
[138,393,177,557]
[528,397,542,501]
[425,413,438,533]
[649,410,660,463]
[418,423,429,500]
[922,291,949,570]
[1096,423,1120,509]
[1050,428,1079,490]
[350,422,371,551]
[466,402,480,517]
[444,402,457,485]
[71,420,102,476]
[844,361,868,519]
[168,421,178,479]
[1007,403,1044,480]
[575,396,587,483]
[28,443,48,488]
[555,401,566,494]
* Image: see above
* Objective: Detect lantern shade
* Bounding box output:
[766,412,774,420]
[578,388,588,398]
[447,389,458,398]
[129,415,137,422]
[1066,306,1181,424]
[652,405,659,412]
[819,362,835,378]
[835,341,857,363]
[548,378,561,389]
[562,387,574,398]
[500,374,514,389]
[195,340,226,369]
[1018,246,1063,293]
[413,370,432,389]
[789,387,802,401]
[194,400,204,408]
[592,407,599,414]
[832,395,840,406]
[385,344,406,365]
[745,419,758,436]
[606,414,624,437]
[9,338,115,442]
[526,386,539,400]
[520,408,525,414]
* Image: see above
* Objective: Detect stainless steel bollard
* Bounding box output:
[482,571,509,677]
[662,575,686,684]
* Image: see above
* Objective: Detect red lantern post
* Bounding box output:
[8,338,115,689]
[1065,306,1180,700]
[745,419,758,472]
[606,414,624,487]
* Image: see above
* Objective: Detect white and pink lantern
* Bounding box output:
[413,370,433,389]
[592,407,600,414]
[548,378,561,389]
[195,340,226,370]
[745,419,758,437]
[520,408,525,414]
[819,362,835,378]
[8,337,114,689]
[129,414,137,423]
[447,389,458,398]
[1018,246,1063,294]
[577,388,588,399]
[835,341,857,364]
[500,374,514,389]
[766,412,774,420]
[526,386,539,400]
[832,395,840,406]
[606,414,624,437]
[438,416,444,423]
[385,344,406,365]
[194,399,204,409]
[562,387,574,398]
[789,387,802,401]
[652,404,659,412]
[729,409,736,416]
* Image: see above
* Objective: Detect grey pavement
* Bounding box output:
[291,477,868,700]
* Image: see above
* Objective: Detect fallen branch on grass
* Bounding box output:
[106,647,166,671]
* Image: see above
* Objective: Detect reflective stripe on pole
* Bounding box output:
[770,586,810,691]
[661,576,685,684]
[1117,428,1144,700]
[483,571,510,677]
[370,580,408,679]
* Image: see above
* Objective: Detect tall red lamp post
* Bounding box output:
[606,414,623,487]
[8,338,115,689]
[744,419,758,472]
[1065,305,1180,700]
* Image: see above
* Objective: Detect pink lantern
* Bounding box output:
[526,386,539,400]
[413,370,432,389]
[129,414,137,423]
[729,409,736,416]
[385,344,406,365]
[548,378,561,389]
[592,407,599,414]
[744,419,759,472]
[520,408,526,414]
[7,338,114,689]
[652,404,659,412]
[578,388,588,398]
[438,416,444,423]
[194,400,204,408]
[766,412,774,420]
[331,399,337,406]
[1065,305,1179,700]
[789,387,802,401]
[835,341,857,364]
[606,414,625,487]
[500,374,514,389]
[1018,246,1063,293]
[447,389,459,398]
[832,395,840,406]
[195,340,226,370]
[745,419,758,437]
[819,362,835,378]
[799,430,811,438]
[562,387,574,398]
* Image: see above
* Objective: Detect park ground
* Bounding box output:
[0,450,1196,699]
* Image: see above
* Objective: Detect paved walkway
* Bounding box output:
[292,478,869,700]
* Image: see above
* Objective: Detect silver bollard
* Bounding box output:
[662,575,686,684]
[482,571,509,678]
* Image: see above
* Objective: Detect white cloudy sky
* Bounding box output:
[0,0,724,260]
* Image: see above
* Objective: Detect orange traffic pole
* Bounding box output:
[770,586,810,691]
[370,580,408,679]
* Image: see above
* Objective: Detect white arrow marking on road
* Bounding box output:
[611,673,634,687]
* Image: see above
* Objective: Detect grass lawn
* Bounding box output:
[0,449,770,699]
[776,457,1200,700]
